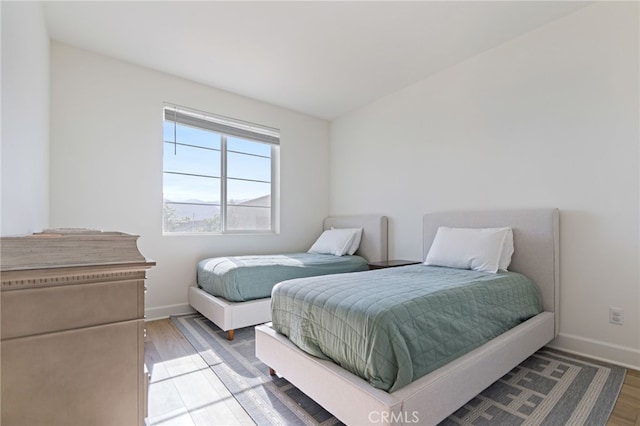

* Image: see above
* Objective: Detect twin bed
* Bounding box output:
[256,209,560,425]
[188,215,388,340]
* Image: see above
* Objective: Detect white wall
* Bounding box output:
[330,3,640,368]
[50,43,331,318]
[1,2,50,236]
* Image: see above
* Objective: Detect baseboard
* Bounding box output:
[548,332,640,370]
[145,303,196,321]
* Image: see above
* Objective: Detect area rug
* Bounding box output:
[171,314,625,425]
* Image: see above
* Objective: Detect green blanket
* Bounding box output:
[271,265,542,392]
[197,253,368,302]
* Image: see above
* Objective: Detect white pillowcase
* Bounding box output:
[331,227,363,255]
[424,227,514,273]
[308,228,356,256]
[498,228,514,271]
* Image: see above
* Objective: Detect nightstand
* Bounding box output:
[367,260,422,270]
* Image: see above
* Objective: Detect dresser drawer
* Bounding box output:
[1,320,144,426]
[1,279,144,339]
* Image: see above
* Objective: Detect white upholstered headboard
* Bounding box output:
[324,215,388,263]
[423,209,560,335]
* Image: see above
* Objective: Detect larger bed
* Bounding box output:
[189,215,388,340]
[256,209,559,425]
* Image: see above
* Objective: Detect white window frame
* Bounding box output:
[163,104,280,235]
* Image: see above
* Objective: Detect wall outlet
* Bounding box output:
[609,307,624,325]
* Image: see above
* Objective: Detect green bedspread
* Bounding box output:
[197,253,368,302]
[271,265,542,392]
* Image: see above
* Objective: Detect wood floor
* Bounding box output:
[608,368,640,426]
[145,318,640,425]
[144,319,254,425]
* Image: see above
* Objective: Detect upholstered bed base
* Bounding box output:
[256,311,554,425]
[188,287,270,340]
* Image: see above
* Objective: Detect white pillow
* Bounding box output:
[424,227,513,273]
[331,227,363,255]
[498,228,514,271]
[308,229,356,256]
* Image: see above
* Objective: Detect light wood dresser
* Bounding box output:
[1,229,155,425]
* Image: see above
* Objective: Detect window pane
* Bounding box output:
[227,205,271,231]
[163,173,220,204]
[163,122,221,150]
[164,142,220,177]
[228,137,271,157]
[228,151,271,182]
[164,201,221,233]
[227,180,270,206]
[162,106,277,234]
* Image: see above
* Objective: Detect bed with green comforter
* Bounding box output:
[197,253,368,302]
[271,264,542,392]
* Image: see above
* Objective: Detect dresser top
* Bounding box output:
[1,228,154,272]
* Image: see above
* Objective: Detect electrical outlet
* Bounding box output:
[609,307,624,325]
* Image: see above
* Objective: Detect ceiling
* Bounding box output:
[43,1,590,120]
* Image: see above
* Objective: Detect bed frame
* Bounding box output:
[188,215,388,340]
[255,209,559,425]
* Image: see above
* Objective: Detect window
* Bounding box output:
[163,105,279,234]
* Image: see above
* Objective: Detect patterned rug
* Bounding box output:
[171,314,625,425]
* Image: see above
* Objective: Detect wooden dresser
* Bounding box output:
[1,229,155,426]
